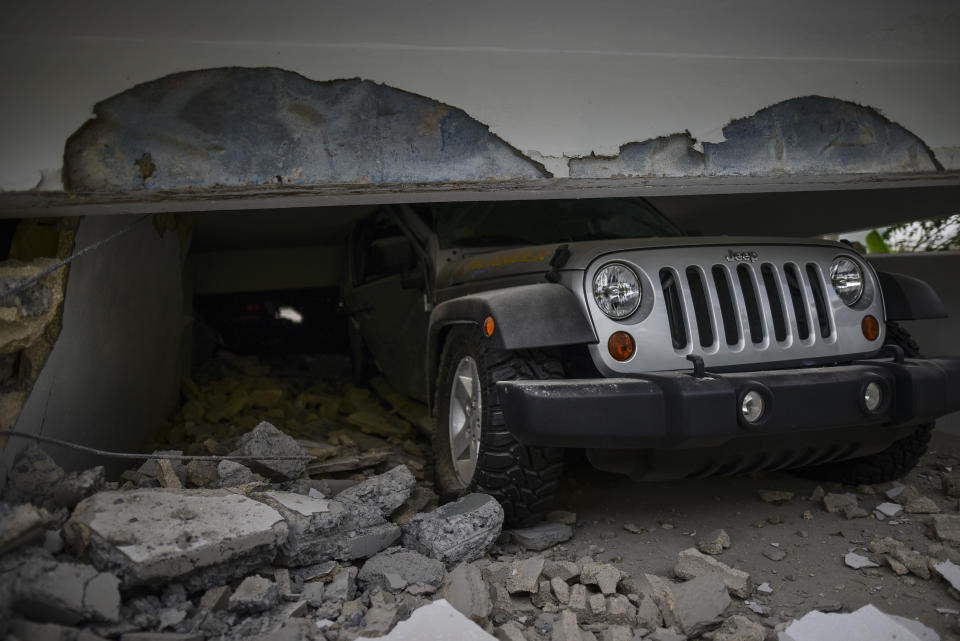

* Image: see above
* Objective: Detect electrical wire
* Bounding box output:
[0,430,315,461]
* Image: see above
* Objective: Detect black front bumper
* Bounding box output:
[497,355,960,451]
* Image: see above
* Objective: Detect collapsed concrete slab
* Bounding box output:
[64,489,288,590]
[401,493,503,566]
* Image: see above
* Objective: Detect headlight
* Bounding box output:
[593,263,641,319]
[830,257,864,306]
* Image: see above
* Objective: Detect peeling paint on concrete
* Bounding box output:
[569,133,704,178]
[570,97,942,178]
[933,146,960,171]
[63,68,550,191]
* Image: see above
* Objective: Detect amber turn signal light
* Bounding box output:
[483,316,496,337]
[608,331,636,362]
[862,315,880,341]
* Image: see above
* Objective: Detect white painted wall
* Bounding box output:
[0,216,185,476]
[1,0,959,190]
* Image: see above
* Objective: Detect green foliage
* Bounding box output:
[864,230,890,254]
[881,215,960,253]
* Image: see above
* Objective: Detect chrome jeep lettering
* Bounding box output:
[725,249,759,262]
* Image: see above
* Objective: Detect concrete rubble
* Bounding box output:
[401,493,504,565]
[779,604,939,641]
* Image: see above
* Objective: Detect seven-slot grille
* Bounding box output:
[659,261,833,351]
[585,245,883,374]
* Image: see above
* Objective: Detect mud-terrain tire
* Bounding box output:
[433,326,565,527]
[798,321,933,485]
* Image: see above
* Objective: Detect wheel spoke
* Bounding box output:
[447,355,482,486]
[451,424,474,460]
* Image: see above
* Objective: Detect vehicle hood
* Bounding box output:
[439,236,852,287]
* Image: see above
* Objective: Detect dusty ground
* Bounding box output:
[551,429,960,639]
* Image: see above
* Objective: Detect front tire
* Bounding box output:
[433,326,565,526]
[799,321,933,485]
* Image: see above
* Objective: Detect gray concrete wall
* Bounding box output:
[868,251,960,434]
[1,215,185,478]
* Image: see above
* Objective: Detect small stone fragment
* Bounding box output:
[552,609,582,641]
[199,585,231,611]
[215,460,262,487]
[674,547,752,598]
[325,566,358,604]
[228,575,278,613]
[697,529,731,555]
[551,577,571,604]
[756,582,773,594]
[874,502,902,518]
[933,560,960,593]
[711,614,766,641]
[672,574,731,636]
[800,510,814,520]
[506,556,545,594]
[442,563,491,624]
[823,493,858,514]
[905,496,941,514]
[336,465,416,518]
[887,484,920,505]
[184,460,218,488]
[402,493,504,566]
[229,421,310,480]
[496,621,528,641]
[508,522,573,551]
[623,522,646,535]
[809,485,825,502]
[302,580,326,606]
[844,552,879,569]
[0,502,50,555]
[761,544,786,562]
[155,458,183,489]
[931,515,960,544]
[758,490,794,505]
[358,548,445,592]
[843,505,869,520]
[580,563,621,595]
[588,592,606,616]
[543,560,580,582]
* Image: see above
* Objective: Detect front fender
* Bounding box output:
[426,283,597,407]
[877,271,948,321]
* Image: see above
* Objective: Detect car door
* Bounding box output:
[343,209,431,401]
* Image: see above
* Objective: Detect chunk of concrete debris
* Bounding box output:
[779,603,938,641]
[64,489,288,590]
[2,443,65,506]
[868,537,932,579]
[229,421,310,480]
[759,490,794,505]
[401,493,504,565]
[443,562,492,624]
[358,548,445,592]
[762,544,786,562]
[874,502,902,518]
[355,598,497,641]
[711,614,766,641]
[215,460,263,487]
[391,486,439,526]
[326,565,359,604]
[9,556,120,624]
[931,515,960,544]
[199,585,231,611]
[544,560,581,582]
[506,556,545,594]
[942,475,960,498]
[0,502,49,554]
[302,580,326,606]
[887,484,921,505]
[672,574,731,636]
[933,560,960,594]
[495,621,528,641]
[580,562,621,595]
[552,609,583,641]
[184,460,218,488]
[336,465,416,518]
[822,493,858,514]
[675,547,752,598]
[697,529,731,555]
[905,496,941,514]
[843,505,869,520]
[228,575,278,613]
[647,629,686,641]
[508,522,574,551]
[844,552,879,569]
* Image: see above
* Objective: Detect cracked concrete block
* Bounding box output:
[254,491,350,566]
[779,604,934,641]
[64,489,288,590]
[336,465,416,518]
[228,575,278,613]
[442,562,492,624]
[0,502,50,555]
[505,556,545,594]
[544,560,580,582]
[671,574,731,637]
[215,460,262,487]
[10,557,120,624]
[229,422,310,480]
[401,493,504,566]
[64,69,550,192]
[507,522,573,551]
[354,598,497,641]
[580,563,621,595]
[674,548,752,598]
[358,548,445,592]
[337,522,402,561]
[325,566,358,604]
[711,614,766,641]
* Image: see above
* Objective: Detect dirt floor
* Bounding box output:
[552,429,960,639]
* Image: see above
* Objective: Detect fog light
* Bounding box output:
[864,381,883,412]
[741,390,765,424]
[608,331,636,362]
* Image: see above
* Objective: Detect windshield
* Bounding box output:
[415,198,683,249]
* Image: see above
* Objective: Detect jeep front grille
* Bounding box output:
[585,245,884,374]
[662,261,834,351]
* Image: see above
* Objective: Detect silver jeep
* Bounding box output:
[342,199,960,526]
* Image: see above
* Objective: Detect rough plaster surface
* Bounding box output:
[63,68,550,191]
[570,97,942,177]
